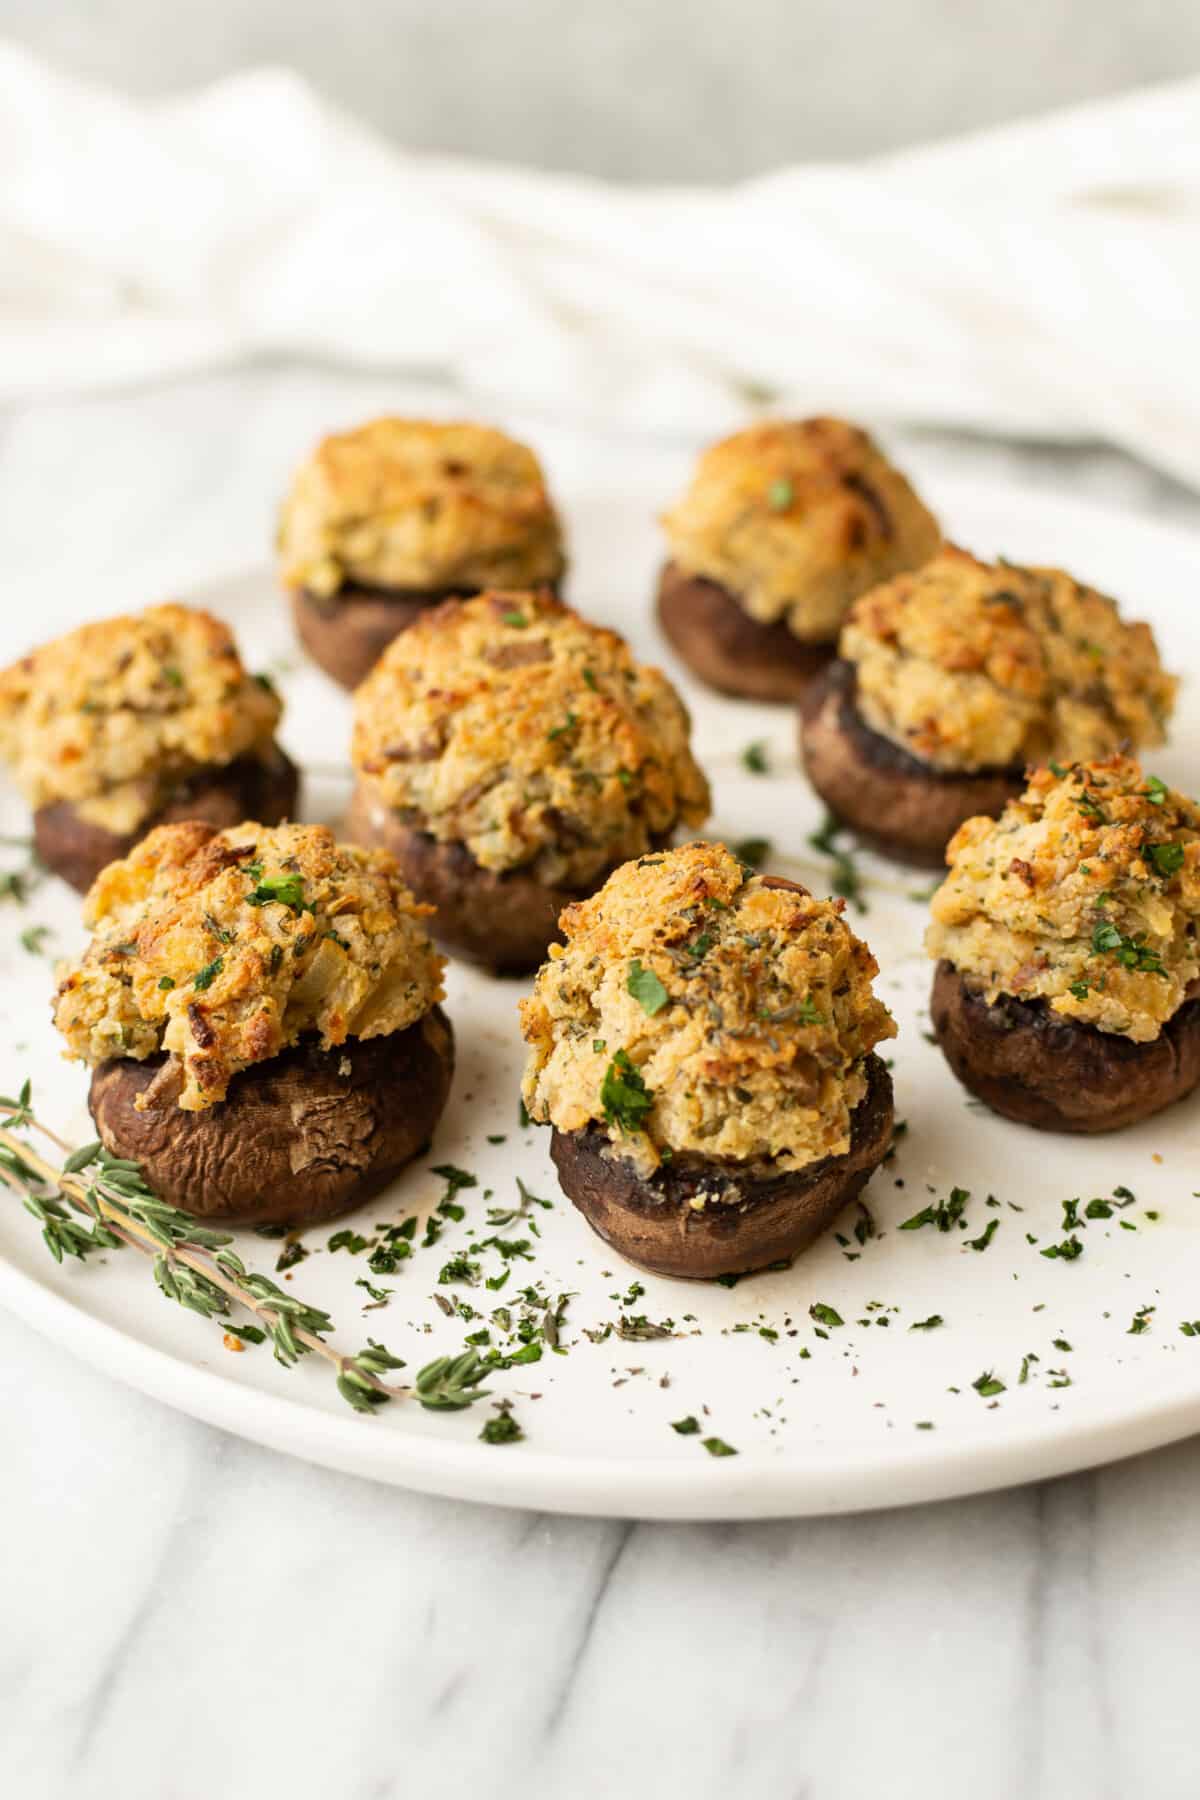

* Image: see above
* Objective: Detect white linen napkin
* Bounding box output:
[3,42,1200,486]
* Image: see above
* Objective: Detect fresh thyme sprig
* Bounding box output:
[0,1087,495,1420]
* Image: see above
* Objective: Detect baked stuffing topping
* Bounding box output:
[0,605,283,837]
[926,757,1200,1041]
[661,418,939,641]
[53,821,445,1110]
[277,418,565,600]
[352,590,711,888]
[842,548,1176,773]
[519,841,896,1177]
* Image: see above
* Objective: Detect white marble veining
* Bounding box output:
[3,370,1200,1800]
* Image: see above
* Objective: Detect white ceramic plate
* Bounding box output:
[1,468,1198,1520]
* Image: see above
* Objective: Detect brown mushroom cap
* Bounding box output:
[344,781,680,974]
[88,1006,454,1227]
[799,660,1024,867]
[344,782,565,971]
[548,1053,894,1278]
[656,560,834,704]
[930,960,1200,1133]
[291,582,477,690]
[34,745,300,895]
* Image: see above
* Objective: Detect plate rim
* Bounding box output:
[2,467,1199,1519]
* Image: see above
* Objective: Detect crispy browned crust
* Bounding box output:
[87,1007,454,1227]
[34,746,301,895]
[548,1054,894,1278]
[930,961,1200,1133]
[345,782,657,974]
[291,582,484,690]
[656,560,834,704]
[799,660,1024,868]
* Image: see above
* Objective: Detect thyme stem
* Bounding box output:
[0,1098,428,1412]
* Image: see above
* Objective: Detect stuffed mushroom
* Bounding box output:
[278,417,566,688]
[0,604,299,893]
[53,819,453,1226]
[657,418,939,704]
[926,756,1200,1133]
[519,841,897,1278]
[800,548,1177,867]
[347,589,712,972]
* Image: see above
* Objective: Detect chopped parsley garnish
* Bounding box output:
[972,1371,1006,1398]
[246,873,312,914]
[547,711,578,741]
[741,740,769,775]
[910,1314,944,1331]
[601,1050,654,1133]
[671,1415,701,1435]
[480,1404,523,1444]
[501,610,527,628]
[1091,920,1166,976]
[192,955,224,991]
[157,976,175,991]
[1075,790,1108,825]
[809,1302,844,1329]
[162,665,184,688]
[968,1219,999,1252]
[1144,775,1168,805]
[1040,1235,1083,1262]
[19,925,50,956]
[327,1229,369,1254]
[355,1278,392,1305]
[439,1253,481,1285]
[702,1436,738,1457]
[900,1187,969,1233]
[627,959,669,1016]
[767,477,794,511]
[432,1163,478,1193]
[223,1322,266,1345]
[1147,842,1185,877]
[1127,1305,1155,1336]
[683,930,713,964]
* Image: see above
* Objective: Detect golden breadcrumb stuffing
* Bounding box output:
[926,757,1200,1041]
[352,590,711,888]
[54,821,445,1110]
[277,417,565,599]
[0,605,283,836]
[520,841,895,1176]
[843,548,1176,773]
[661,418,939,641]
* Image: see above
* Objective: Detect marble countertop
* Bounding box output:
[3,367,1200,1800]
